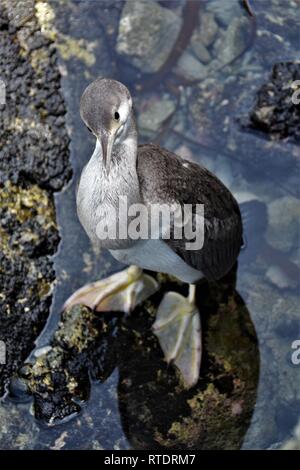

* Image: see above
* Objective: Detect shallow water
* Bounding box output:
[2,0,300,450]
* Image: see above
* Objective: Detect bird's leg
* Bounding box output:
[152,283,202,389]
[63,266,159,314]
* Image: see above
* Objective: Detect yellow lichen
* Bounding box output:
[56,35,97,67]
[38,279,53,299]
[35,1,56,40]
[0,181,56,226]
[35,0,96,66]
[67,376,79,394]
[0,183,57,292]
[29,48,51,71]
[0,226,10,256]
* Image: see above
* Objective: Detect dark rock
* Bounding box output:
[20,274,259,448]
[248,62,300,142]
[21,306,119,425]
[0,9,72,190]
[0,4,71,397]
[0,252,54,397]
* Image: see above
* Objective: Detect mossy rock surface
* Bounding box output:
[118,273,259,450]
[0,1,71,397]
[21,271,259,449]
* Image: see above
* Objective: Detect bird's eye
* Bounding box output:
[86,126,92,133]
[114,111,120,121]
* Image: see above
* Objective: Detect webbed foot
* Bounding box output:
[152,285,201,388]
[63,266,159,314]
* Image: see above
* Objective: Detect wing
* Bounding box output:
[137,144,243,281]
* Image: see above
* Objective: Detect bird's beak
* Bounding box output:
[99,131,114,176]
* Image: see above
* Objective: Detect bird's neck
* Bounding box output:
[91,114,139,205]
[112,137,137,170]
[113,113,138,168]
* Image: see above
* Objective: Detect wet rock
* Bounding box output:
[116,1,182,73]
[0,181,59,258]
[206,0,243,27]
[138,94,176,137]
[24,344,85,425]
[21,305,119,425]
[197,12,218,47]
[176,51,208,81]
[248,62,300,141]
[174,11,218,80]
[15,271,259,447]
[190,34,211,64]
[187,66,297,181]
[54,305,100,352]
[0,0,120,437]
[215,16,250,65]
[187,76,226,139]
[0,181,58,398]
[0,4,72,191]
[4,0,36,29]
[266,196,300,253]
[0,1,71,397]
[0,252,55,397]
[8,375,32,403]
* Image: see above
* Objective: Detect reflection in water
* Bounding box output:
[18,268,259,450]
[117,271,259,450]
[1,0,299,450]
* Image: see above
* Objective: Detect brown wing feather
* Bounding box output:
[137,144,243,281]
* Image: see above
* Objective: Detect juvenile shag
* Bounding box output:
[64,78,243,388]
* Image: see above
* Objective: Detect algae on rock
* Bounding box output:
[0,1,71,399]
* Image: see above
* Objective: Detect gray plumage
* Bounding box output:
[67,77,244,388]
[77,78,242,283]
[137,144,242,281]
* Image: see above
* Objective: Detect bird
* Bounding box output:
[64,78,243,388]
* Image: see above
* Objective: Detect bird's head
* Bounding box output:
[80,78,135,174]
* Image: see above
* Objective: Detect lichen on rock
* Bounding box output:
[18,271,259,448]
[0,0,71,398]
[18,305,119,426]
[248,62,300,141]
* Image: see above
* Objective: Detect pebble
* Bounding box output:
[215,16,249,65]
[175,50,208,81]
[116,1,181,73]
[206,0,243,27]
[138,94,176,136]
[197,12,218,47]
[190,31,212,64]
